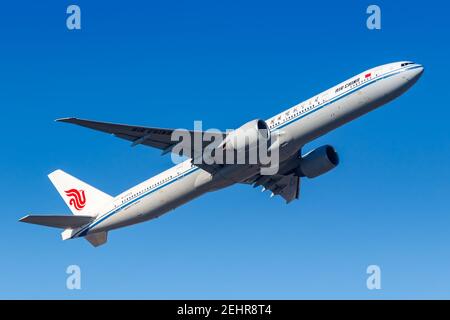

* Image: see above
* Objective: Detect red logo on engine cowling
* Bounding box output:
[64,189,86,210]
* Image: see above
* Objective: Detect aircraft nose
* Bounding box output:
[414,64,424,77]
[410,64,424,80]
[404,64,424,83]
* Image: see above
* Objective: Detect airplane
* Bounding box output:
[20,61,424,247]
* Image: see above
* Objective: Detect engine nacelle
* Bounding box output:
[297,145,339,178]
[222,119,271,153]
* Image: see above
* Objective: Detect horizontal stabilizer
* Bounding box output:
[85,231,108,247]
[19,215,94,229]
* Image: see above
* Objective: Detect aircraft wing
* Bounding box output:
[245,173,300,204]
[57,118,227,160]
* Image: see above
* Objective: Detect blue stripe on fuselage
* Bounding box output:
[272,65,421,131]
[74,166,200,237]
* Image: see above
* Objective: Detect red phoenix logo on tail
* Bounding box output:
[64,189,86,210]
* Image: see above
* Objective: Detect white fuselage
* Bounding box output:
[73,61,424,238]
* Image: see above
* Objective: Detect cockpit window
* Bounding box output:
[401,62,415,67]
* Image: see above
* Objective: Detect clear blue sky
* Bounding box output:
[1,0,449,299]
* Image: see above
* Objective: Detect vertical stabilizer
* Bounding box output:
[48,169,113,217]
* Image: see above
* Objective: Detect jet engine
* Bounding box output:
[221,119,271,153]
[296,145,339,178]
